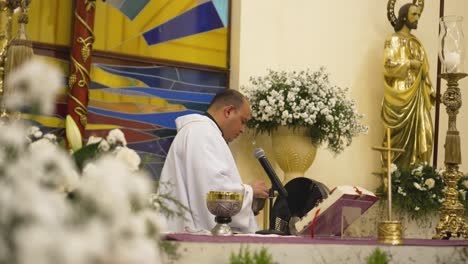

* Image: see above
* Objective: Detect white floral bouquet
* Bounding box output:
[0,58,167,264]
[242,68,367,154]
[378,163,468,219]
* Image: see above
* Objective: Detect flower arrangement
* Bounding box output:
[242,68,367,154]
[377,163,468,219]
[0,58,169,264]
[73,128,141,172]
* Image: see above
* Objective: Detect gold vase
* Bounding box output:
[271,126,317,183]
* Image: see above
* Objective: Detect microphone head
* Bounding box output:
[253,148,265,159]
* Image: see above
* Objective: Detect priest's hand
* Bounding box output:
[249,180,269,198]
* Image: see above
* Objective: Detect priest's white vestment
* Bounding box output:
[159,114,257,233]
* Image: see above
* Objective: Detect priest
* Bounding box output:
[159,89,269,233]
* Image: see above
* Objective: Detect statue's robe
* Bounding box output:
[382,32,435,169]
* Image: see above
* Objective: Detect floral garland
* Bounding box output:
[376,163,468,220]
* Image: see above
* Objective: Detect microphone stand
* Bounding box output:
[256,185,288,236]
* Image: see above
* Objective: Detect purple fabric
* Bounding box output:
[164,233,468,247]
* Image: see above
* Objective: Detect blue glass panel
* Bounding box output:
[143,1,224,45]
[120,0,149,20]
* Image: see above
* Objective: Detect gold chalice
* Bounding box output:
[206,191,243,236]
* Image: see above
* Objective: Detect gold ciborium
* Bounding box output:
[206,191,243,236]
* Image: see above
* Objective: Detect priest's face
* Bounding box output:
[223,100,251,142]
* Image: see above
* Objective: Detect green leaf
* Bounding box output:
[72,142,100,171]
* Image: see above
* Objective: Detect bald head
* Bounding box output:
[208,89,247,111]
[207,89,251,142]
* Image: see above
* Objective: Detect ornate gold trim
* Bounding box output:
[77,36,93,62]
[84,0,96,11]
[206,191,243,202]
[70,56,90,88]
[68,92,88,127]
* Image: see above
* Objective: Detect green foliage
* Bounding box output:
[366,248,389,264]
[72,142,100,171]
[152,181,191,220]
[230,246,276,264]
[457,175,468,211]
[159,240,180,261]
[377,163,468,219]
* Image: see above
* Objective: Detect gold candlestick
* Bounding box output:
[433,72,468,239]
[373,127,405,245]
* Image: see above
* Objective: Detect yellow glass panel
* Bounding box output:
[26,0,228,68]
[21,113,64,128]
[91,66,147,88]
[26,0,72,46]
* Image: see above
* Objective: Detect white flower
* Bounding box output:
[414,206,420,211]
[79,156,151,218]
[98,140,110,152]
[4,58,63,115]
[411,166,423,176]
[86,136,103,145]
[463,180,468,189]
[28,126,42,139]
[459,190,467,201]
[115,147,141,172]
[390,163,398,174]
[27,138,80,191]
[425,178,435,189]
[413,182,423,190]
[107,129,127,146]
[43,133,57,142]
[241,68,367,155]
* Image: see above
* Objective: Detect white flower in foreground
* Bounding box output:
[390,163,398,174]
[4,58,63,115]
[107,128,127,146]
[27,126,42,139]
[115,146,141,171]
[86,136,103,145]
[27,138,80,191]
[79,156,151,218]
[43,133,57,142]
[99,140,110,152]
[0,122,29,151]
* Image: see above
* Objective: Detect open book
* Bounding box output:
[294,185,378,237]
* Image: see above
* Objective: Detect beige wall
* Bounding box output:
[230,0,468,193]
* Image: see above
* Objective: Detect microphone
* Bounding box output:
[253,148,288,197]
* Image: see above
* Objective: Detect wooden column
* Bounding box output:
[67,0,96,136]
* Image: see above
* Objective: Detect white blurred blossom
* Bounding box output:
[115,146,141,172]
[4,58,63,115]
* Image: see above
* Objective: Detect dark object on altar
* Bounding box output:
[256,177,329,235]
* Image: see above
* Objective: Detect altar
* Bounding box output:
[164,233,468,264]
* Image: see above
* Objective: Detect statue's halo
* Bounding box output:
[387,0,425,27]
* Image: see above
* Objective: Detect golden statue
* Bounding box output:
[381,0,435,169]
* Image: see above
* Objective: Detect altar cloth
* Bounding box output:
[165,233,468,247]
